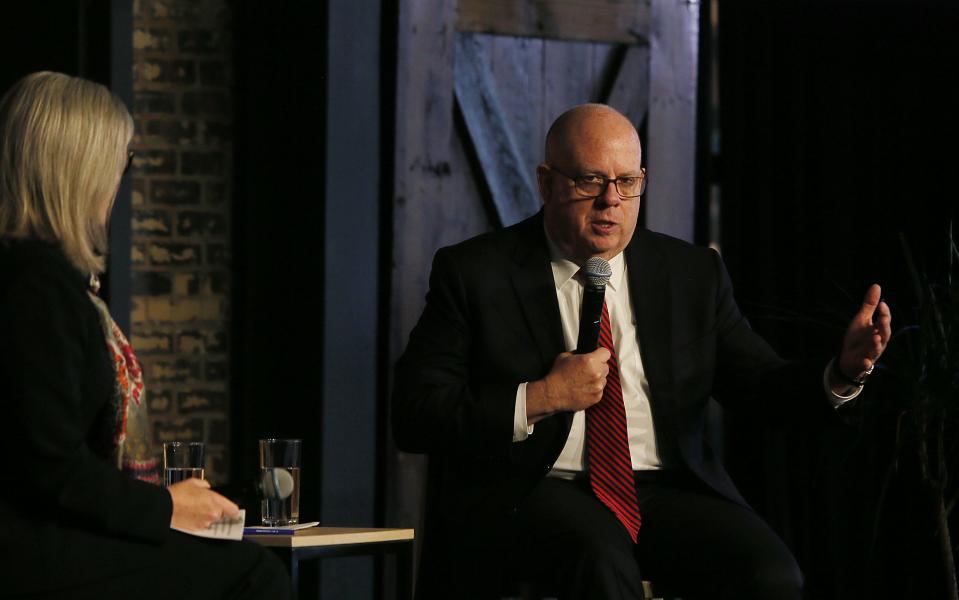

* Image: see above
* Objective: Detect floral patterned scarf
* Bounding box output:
[87,285,160,484]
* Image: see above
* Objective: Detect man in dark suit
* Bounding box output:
[392,104,891,599]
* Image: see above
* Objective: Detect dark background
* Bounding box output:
[720,1,959,598]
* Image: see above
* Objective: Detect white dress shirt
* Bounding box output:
[512,240,662,473]
[511,235,861,475]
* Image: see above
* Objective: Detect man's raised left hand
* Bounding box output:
[835,284,892,385]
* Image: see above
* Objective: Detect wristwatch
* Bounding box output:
[832,358,874,388]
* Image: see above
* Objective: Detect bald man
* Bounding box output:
[392,104,891,600]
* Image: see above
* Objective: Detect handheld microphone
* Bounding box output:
[574,257,612,354]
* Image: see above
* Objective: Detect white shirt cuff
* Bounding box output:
[513,383,535,442]
[823,359,862,408]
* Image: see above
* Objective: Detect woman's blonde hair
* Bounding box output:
[0,71,133,274]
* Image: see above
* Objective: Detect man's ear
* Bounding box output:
[535,164,551,205]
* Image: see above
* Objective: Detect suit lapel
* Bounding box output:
[507,214,574,438]
[508,215,566,369]
[625,230,677,451]
[510,225,573,450]
[625,230,672,386]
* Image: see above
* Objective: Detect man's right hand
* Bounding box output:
[526,347,611,424]
[167,477,240,531]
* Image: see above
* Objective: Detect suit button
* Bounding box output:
[544,464,552,473]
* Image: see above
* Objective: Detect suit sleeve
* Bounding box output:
[0,267,172,543]
[392,248,518,457]
[708,249,833,425]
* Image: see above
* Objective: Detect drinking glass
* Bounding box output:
[163,442,205,486]
[258,438,301,526]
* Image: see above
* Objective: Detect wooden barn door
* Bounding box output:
[387,0,700,576]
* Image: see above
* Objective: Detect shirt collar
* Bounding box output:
[544,230,625,292]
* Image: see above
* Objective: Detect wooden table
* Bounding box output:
[245,527,415,599]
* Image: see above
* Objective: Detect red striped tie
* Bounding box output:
[586,302,642,543]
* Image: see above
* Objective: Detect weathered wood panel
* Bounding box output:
[605,45,651,128]
[454,33,540,226]
[457,0,651,44]
[543,39,593,132]
[645,0,699,242]
[481,34,632,177]
[486,34,545,190]
[589,41,617,102]
[447,126,495,241]
[392,0,456,360]
[388,0,457,554]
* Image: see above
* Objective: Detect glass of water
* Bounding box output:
[258,438,301,526]
[163,442,205,486]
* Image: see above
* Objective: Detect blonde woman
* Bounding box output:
[0,72,289,599]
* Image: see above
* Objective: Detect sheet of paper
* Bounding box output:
[171,508,246,541]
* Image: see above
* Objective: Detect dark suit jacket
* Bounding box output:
[0,239,172,595]
[392,212,831,597]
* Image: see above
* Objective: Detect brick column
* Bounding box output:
[131,0,233,482]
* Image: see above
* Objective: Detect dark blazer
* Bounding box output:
[392,212,831,597]
[0,239,171,595]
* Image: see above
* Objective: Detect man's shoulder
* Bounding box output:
[631,228,717,265]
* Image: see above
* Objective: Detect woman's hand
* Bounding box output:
[167,478,240,531]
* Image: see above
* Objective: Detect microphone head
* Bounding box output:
[259,468,295,500]
[582,257,612,287]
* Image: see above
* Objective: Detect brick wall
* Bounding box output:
[130,0,234,483]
